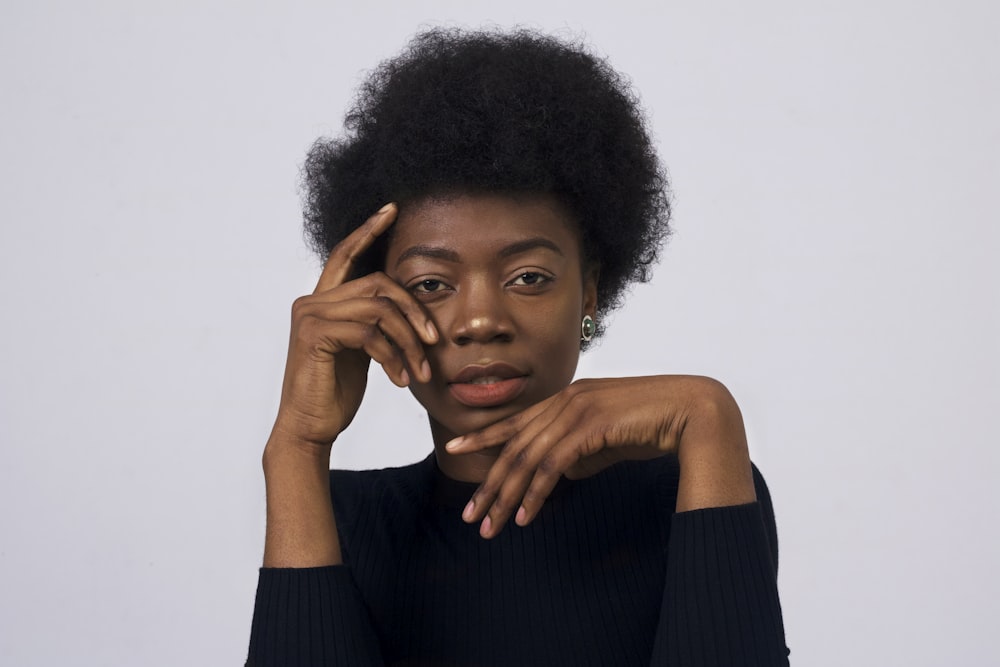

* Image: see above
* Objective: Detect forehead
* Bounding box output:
[386,193,582,260]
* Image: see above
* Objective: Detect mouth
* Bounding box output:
[463,376,512,384]
[448,362,529,408]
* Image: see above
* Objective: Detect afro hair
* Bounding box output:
[302,28,670,339]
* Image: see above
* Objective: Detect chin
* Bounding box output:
[409,376,572,442]
[409,390,532,442]
[430,404,522,440]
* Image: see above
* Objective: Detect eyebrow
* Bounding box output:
[394,237,564,268]
[497,237,564,259]
[394,245,461,267]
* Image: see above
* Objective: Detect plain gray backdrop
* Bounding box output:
[2,1,997,665]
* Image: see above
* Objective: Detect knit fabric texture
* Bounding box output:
[247,454,789,666]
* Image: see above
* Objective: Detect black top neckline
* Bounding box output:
[425,450,573,510]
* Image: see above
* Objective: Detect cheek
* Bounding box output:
[531,292,584,342]
[522,304,583,376]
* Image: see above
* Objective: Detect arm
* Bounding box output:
[652,382,787,663]
[262,438,341,567]
[246,566,383,667]
[247,203,437,665]
[446,375,757,535]
[446,375,789,663]
[653,468,789,666]
[248,447,385,666]
[263,202,435,568]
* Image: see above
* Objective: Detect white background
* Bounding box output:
[2,1,997,665]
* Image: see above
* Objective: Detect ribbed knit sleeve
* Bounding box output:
[245,566,384,667]
[246,456,789,665]
[652,502,790,666]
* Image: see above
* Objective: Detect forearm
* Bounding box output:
[654,500,789,665]
[262,432,342,567]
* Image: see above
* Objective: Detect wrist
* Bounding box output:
[673,378,756,511]
[263,427,333,473]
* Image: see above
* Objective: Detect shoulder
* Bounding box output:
[600,454,681,504]
[592,455,774,510]
[600,456,779,557]
[328,453,435,513]
[328,454,436,559]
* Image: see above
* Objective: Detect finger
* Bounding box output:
[445,395,554,453]
[466,399,579,536]
[475,396,600,537]
[364,335,411,388]
[445,417,520,454]
[299,316,411,387]
[459,397,567,522]
[510,399,615,527]
[314,203,397,295]
[513,440,584,527]
[297,296,429,384]
[337,294,431,383]
[473,440,565,537]
[322,272,439,348]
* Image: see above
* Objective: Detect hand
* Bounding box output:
[270,203,439,450]
[445,375,756,538]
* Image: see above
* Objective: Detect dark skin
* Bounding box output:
[384,195,597,482]
[262,194,755,566]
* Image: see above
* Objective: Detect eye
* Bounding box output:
[509,272,551,287]
[411,279,446,293]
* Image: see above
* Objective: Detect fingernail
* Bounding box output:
[480,515,492,538]
[446,437,463,451]
[399,369,410,386]
[421,360,431,381]
[462,500,475,522]
[515,506,527,526]
[378,202,394,213]
[424,320,438,341]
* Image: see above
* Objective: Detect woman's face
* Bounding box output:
[384,193,597,443]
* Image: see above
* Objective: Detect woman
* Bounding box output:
[247,29,789,666]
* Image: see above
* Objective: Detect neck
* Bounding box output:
[429,417,500,483]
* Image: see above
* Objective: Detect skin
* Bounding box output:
[384,194,597,483]
[262,194,756,567]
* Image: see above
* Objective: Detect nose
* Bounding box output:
[446,279,515,346]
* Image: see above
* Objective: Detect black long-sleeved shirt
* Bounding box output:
[247,454,789,666]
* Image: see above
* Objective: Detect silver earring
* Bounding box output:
[580,315,596,342]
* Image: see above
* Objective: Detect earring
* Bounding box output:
[580,315,596,342]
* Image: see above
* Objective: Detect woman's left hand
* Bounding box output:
[445,375,757,538]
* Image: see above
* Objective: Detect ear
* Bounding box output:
[581,262,600,316]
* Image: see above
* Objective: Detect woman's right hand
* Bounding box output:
[270,203,438,449]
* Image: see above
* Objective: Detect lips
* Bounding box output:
[448,362,528,408]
